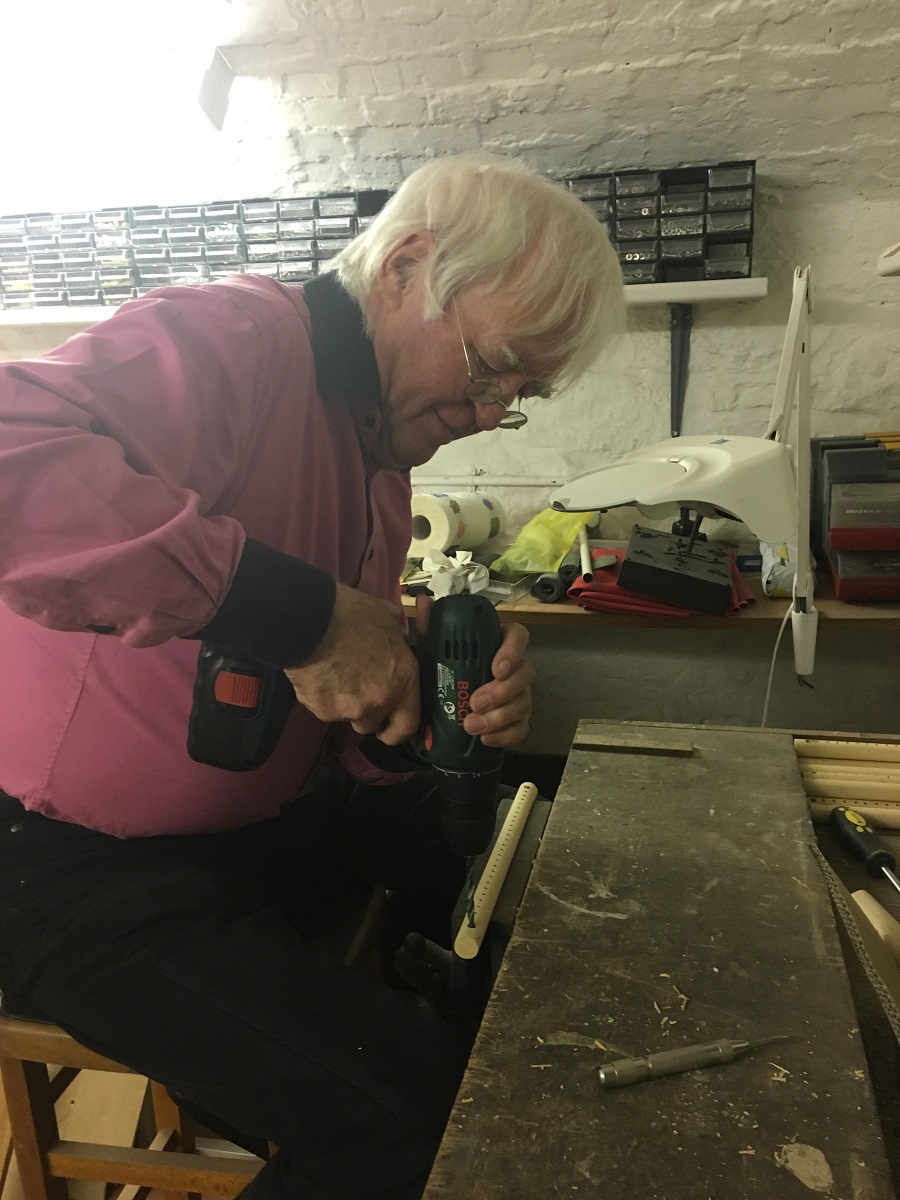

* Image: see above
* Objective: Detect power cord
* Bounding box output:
[760,603,794,728]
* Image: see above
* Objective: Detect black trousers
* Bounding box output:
[0,769,471,1200]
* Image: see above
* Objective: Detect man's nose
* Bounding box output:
[474,399,508,432]
[473,374,527,431]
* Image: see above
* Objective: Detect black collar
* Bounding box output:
[302,271,382,409]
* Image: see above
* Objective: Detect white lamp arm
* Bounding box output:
[765,267,812,442]
[774,266,817,678]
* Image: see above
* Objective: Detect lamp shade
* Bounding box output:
[551,435,797,545]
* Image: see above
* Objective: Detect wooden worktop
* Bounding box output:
[403,576,900,629]
[424,720,896,1199]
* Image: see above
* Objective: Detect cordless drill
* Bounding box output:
[187,594,504,905]
[409,593,503,911]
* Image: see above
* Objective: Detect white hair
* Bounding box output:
[332,153,623,390]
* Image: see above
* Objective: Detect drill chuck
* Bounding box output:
[435,763,503,857]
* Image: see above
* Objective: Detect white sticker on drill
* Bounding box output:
[437,662,457,720]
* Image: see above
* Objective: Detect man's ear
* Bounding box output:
[376,230,436,308]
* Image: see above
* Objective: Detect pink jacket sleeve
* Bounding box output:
[0,284,280,647]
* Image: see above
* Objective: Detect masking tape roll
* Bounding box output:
[409,493,505,556]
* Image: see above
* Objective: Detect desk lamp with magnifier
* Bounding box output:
[551,266,818,681]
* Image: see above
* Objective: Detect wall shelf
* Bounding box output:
[624,276,768,305]
[0,277,769,329]
[0,306,113,327]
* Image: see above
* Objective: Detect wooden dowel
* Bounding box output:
[801,763,900,784]
[808,800,900,829]
[578,525,593,582]
[795,739,900,764]
[454,783,537,961]
[803,778,900,801]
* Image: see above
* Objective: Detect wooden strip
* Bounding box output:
[116,1128,180,1200]
[851,891,900,967]
[795,739,900,764]
[0,1018,132,1072]
[808,801,900,829]
[802,778,900,802]
[47,1141,261,1195]
[572,734,695,757]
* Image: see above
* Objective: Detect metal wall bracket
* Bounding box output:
[669,303,693,437]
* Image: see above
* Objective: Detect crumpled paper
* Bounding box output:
[422,550,490,597]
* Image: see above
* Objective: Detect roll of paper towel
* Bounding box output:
[410,493,506,556]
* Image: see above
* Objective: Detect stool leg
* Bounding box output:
[149,1083,197,1152]
[148,1082,200,1200]
[0,1056,68,1200]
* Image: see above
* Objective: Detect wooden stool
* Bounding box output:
[0,884,386,1200]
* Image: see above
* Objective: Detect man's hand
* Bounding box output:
[416,595,534,750]
[285,583,420,746]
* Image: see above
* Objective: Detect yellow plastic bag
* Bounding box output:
[490,509,589,578]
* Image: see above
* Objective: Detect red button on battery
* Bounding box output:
[214,671,261,709]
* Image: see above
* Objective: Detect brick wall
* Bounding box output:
[1,0,898,527]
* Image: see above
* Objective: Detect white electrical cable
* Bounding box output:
[760,603,794,728]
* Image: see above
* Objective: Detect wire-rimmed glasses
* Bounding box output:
[452,298,529,430]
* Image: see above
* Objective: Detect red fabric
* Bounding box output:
[568,546,755,617]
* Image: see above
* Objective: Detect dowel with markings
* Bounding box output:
[454,782,537,960]
[802,777,900,802]
[801,763,900,781]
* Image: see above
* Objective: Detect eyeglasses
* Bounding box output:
[452,297,529,430]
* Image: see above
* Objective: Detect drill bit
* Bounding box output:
[465,856,477,927]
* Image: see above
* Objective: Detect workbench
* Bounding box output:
[424,720,897,1199]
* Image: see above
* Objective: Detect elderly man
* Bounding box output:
[0,153,622,1200]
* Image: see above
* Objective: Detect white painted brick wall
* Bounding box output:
[1,0,898,537]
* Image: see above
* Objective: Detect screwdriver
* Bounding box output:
[598,1035,790,1089]
[830,806,900,900]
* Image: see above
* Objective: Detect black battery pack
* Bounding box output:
[187,643,296,771]
[618,525,733,614]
